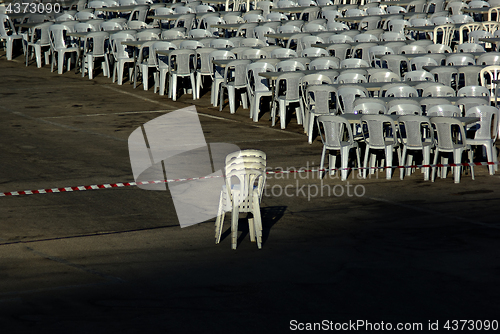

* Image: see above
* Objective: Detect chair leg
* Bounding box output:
[453,149,463,184]
[431,149,439,182]
[279,100,286,129]
[356,146,362,179]
[252,194,262,249]
[231,205,240,250]
[385,146,393,180]
[423,147,430,181]
[248,217,256,242]
[363,147,370,179]
[469,149,475,181]
[58,52,64,74]
[400,147,407,180]
[215,191,225,244]
[341,147,349,181]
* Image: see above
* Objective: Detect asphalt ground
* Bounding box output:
[1,53,500,333]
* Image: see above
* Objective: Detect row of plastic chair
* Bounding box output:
[317,105,498,183]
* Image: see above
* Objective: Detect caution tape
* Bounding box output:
[0,161,497,197]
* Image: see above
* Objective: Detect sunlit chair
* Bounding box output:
[303,84,336,143]
[48,24,79,74]
[397,115,434,180]
[430,117,475,183]
[317,115,361,180]
[479,65,500,104]
[272,72,305,129]
[168,49,197,101]
[465,106,499,175]
[81,31,109,79]
[361,114,401,180]
[219,59,251,114]
[336,85,369,114]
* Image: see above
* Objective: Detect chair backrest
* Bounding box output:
[426,43,452,53]
[271,48,297,59]
[30,22,53,45]
[385,85,418,97]
[128,5,149,23]
[339,58,369,68]
[161,29,185,40]
[360,114,398,147]
[49,24,72,50]
[369,70,401,83]
[404,70,435,82]
[301,47,328,57]
[399,44,426,54]
[337,72,368,84]
[305,84,336,116]
[110,31,136,59]
[446,54,476,66]
[477,52,500,65]
[246,61,275,93]
[136,30,159,41]
[225,149,267,166]
[430,117,468,150]
[209,38,234,48]
[337,85,369,114]
[276,72,305,100]
[427,104,461,116]
[168,49,196,75]
[479,65,500,97]
[240,38,267,48]
[317,115,355,149]
[422,84,455,97]
[388,102,422,115]
[380,54,409,77]
[353,101,386,115]
[465,105,499,140]
[225,163,266,209]
[84,31,108,56]
[223,59,251,87]
[276,60,306,72]
[397,115,433,148]
[456,42,486,52]
[410,56,438,71]
[241,48,269,60]
[309,57,339,70]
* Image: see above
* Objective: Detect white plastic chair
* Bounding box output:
[397,115,434,180]
[110,31,135,85]
[81,31,109,79]
[272,72,305,129]
[303,83,335,143]
[219,59,251,114]
[49,24,80,74]
[246,62,275,122]
[168,49,197,101]
[479,65,500,104]
[465,106,499,175]
[317,115,361,181]
[151,41,177,95]
[457,85,490,97]
[336,85,369,114]
[430,117,475,183]
[209,50,236,107]
[427,104,461,117]
[361,114,401,180]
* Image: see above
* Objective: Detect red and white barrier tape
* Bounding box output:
[0,161,497,197]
